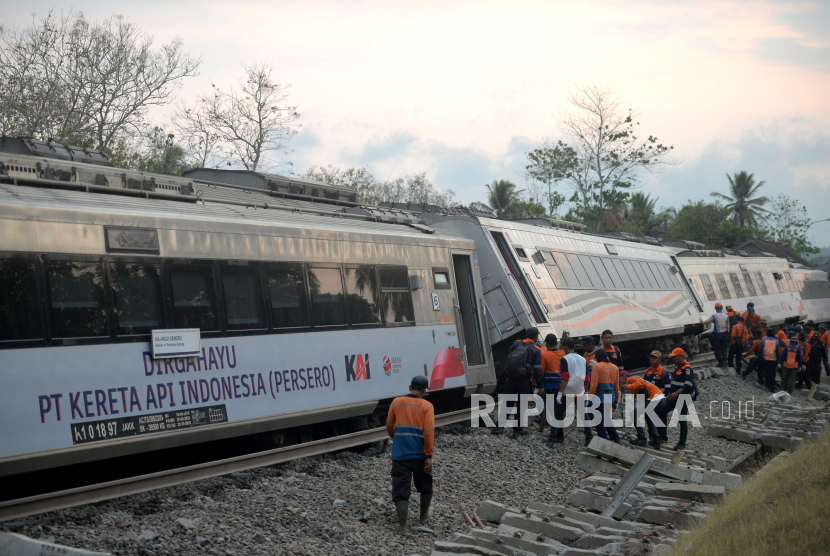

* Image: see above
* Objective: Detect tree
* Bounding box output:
[476,180,522,219]
[0,10,200,149]
[199,62,299,171]
[667,201,757,249]
[763,195,819,257]
[132,127,190,176]
[711,171,770,227]
[174,100,224,168]
[525,142,573,216]
[528,84,677,232]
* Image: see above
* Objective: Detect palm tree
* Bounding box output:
[477,180,522,219]
[628,192,658,228]
[711,171,770,227]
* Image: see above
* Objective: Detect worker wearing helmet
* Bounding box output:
[725,305,740,327]
[702,303,730,367]
[625,376,667,450]
[664,348,696,451]
[742,303,761,331]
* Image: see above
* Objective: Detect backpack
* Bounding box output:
[505,343,531,380]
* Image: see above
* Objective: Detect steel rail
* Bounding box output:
[0,408,472,521]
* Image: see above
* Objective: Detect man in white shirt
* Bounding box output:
[557,337,593,447]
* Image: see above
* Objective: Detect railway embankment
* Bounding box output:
[1,367,827,556]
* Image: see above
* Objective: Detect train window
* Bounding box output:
[552,252,580,287]
[784,272,796,293]
[641,262,662,289]
[169,263,220,331]
[0,259,42,341]
[600,257,624,288]
[742,273,758,297]
[308,267,347,327]
[620,259,643,289]
[715,274,731,298]
[45,260,108,338]
[344,266,382,325]
[564,253,592,287]
[630,261,654,289]
[729,273,745,298]
[109,262,164,335]
[578,254,603,288]
[611,258,634,289]
[380,269,415,325]
[221,264,266,330]
[657,264,679,290]
[647,262,669,289]
[699,274,718,301]
[266,265,309,328]
[432,269,451,290]
[513,247,529,261]
[588,256,613,288]
[755,272,769,296]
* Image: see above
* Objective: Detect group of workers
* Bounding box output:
[502,327,696,453]
[384,314,829,534]
[704,302,830,393]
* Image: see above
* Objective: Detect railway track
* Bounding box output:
[0,352,721,523]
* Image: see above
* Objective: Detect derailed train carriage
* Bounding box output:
[407,209,709,366]
[791,266,830,324]
[0,137,497,476]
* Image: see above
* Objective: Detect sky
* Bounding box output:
[5,0,830,245]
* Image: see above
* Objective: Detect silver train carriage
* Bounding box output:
[0,138,496,476]
[673,248,804,328]
[790,266,830,326]
[409,210,708,368]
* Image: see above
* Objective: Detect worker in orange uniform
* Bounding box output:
[665,348,697,451]
[776,327,788,344]
[540,333,566,444]
[742,328,765,383]
[588,349,620,443]
[386,375,434,535]
[778,339,802,394]
[625,376,667,450]
[795,333,812,390]
[582,336,599,391]
[742,302,762,331]
[819,324,830,376]
[725,305,740,327]
[728,315,750,375]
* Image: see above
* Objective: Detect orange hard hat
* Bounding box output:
[669,347,685,357]
[714,302,723,308]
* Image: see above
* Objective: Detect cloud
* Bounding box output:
[642,119,830,245]
[756,37,830,72]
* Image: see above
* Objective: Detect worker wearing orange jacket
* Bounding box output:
[386,376,434,535]
[795,333,812,390]
[742,328,765,383]
[588,349,620,443]
[819,324,830,376]
[626,376,667,450]
[729,316,750,375]
[742,303,762,331]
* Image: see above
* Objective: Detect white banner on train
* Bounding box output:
[151,328,201,359]
[0,325,468,459]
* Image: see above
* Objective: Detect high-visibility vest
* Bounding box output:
[783,348,799,369]
[762,338,778,361]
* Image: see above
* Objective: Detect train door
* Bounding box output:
[452,253,486,367]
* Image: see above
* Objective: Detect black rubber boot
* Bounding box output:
[395,501,410,535]
[419,493,433,524]
[630,438,647,447]
[672,443,686,451]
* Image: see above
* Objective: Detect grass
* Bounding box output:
[676,428,830,556]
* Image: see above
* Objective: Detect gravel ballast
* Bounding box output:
[2,367,826,556]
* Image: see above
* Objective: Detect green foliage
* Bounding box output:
[762,195,820,257]
[711,171,770,227]
[524,85,676,232]
[479,180,522,219]
[667,201,759,248]
[301,166,454,206]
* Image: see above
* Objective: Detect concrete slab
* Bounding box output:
[706,425,760,443]
[432,540,505,556]
[0,532,111,556]
[500,512,583,542]
[441,534,517,556]
[654,482,726,503]
[469,529,562,555]
[758,434,805,450]
[524,501,641,531]
[477,500,520,523]
[638,506,706,528]
[566,489,630,519]
[571,534,627,549]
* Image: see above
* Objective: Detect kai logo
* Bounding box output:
[383,356,392,376]
[345,354,371,381]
